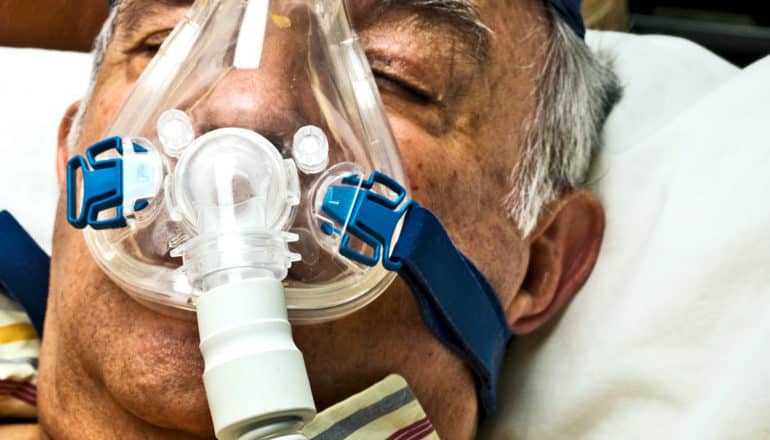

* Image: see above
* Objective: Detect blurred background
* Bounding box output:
[585,0,770,66]
[0,0,769,66]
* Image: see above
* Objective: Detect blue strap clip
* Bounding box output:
[320,172,414,271]
[66,136,148,230]
[321,171,512,417]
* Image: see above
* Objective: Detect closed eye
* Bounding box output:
[372,70,436,105]
[134,30,172,55]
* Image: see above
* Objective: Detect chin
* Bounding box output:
[98,287,212,434]
[46,264,214,436]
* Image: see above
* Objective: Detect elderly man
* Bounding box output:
[1,0,620,438]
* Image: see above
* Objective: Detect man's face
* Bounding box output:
[40,0,550,438]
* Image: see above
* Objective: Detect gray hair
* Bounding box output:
[66,4,118,152]
[506,7,622,234]
[69,2,622,235]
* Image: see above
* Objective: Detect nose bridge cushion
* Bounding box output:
[189,60,314,142]
[190,12,333,138]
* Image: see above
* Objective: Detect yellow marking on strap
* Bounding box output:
[0,323,38,344]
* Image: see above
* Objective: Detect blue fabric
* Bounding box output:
[392,205,512,417]
[66,137,151,230]
[550,0,586,39]
[0,211,49,336]
[321,172,513,416]
[67,137,126,230]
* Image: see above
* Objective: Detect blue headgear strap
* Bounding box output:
[392,205,513,416]
[106,0,585,39]
[550,0,586,39]
[0,211,49,336]
[321,172,512,417]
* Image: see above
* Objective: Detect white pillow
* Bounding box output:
[0,48,92,254]
[586,31,738,156]
[481,33,770,439]
[0,47,91,418]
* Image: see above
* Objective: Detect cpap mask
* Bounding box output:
[67,0,512,438]
[69,0,405,322]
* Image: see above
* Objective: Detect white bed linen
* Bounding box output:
[0,48,92,254]
[482,32,770,439]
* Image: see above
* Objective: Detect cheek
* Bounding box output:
[74,80,134,154]
[49,208,212,432]
[389,117,484,230]
[387,115,525,294]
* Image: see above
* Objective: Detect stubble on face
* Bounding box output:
[37,0,549,439]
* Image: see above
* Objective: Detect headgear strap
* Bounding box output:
[550,0,586,39]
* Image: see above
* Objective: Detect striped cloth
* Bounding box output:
[0,289,39,419]
[303,375,439,440]
[0,291,436,437]
[0,285,434,434]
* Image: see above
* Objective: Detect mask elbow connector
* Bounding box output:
[197,278,315,440]
[170,126,314,439]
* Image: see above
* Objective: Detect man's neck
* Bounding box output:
[406,366,479,439]
[37,356,478,440]
[36,302,479,439]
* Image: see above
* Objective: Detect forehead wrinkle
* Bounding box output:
[374,0,491,63]
[116,0,192,36]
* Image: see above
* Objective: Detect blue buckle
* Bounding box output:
[323,172,513,416]
[66,137,148,230]
[321,172,414,271]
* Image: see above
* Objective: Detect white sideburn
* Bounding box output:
[197,278,315,440]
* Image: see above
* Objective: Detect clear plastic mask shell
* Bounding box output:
[80,0,407,323]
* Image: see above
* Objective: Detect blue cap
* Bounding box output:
[550,0,586,39]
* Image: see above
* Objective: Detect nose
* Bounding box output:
[188,26,314,149]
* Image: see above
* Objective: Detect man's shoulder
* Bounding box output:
[0,423,39,440]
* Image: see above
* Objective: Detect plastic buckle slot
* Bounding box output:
[320,171,413,271]
[66,137,149,230]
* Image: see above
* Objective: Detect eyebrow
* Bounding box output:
[118,0,491,61]
[373,0,492,62]
[118,0,192,36]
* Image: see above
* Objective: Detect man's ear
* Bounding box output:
[57,101,81,188]
[509,190,605,334]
